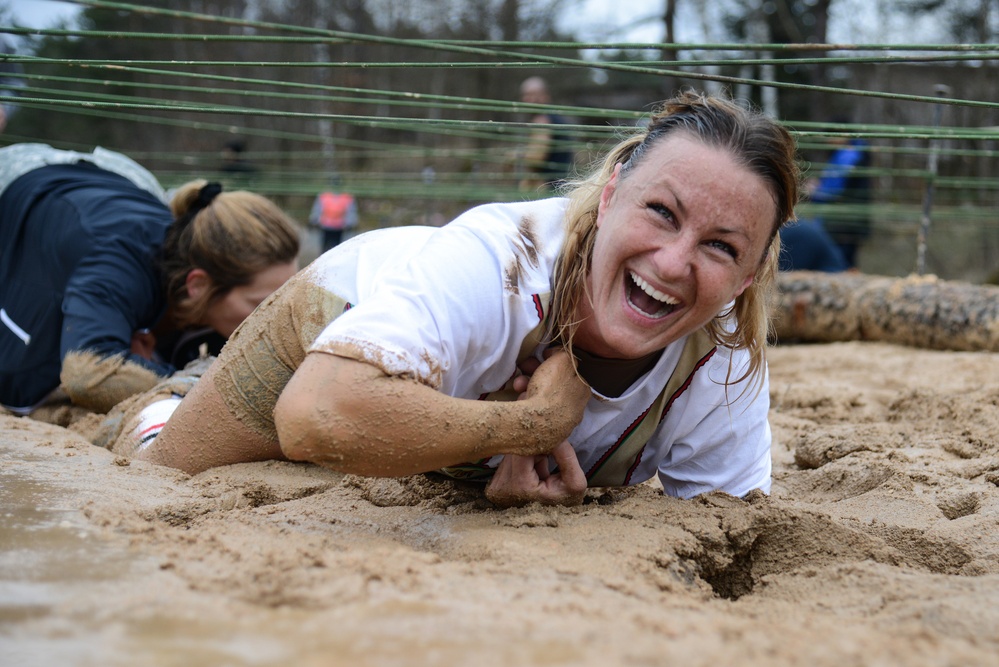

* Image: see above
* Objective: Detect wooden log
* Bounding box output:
[772,271,999,352]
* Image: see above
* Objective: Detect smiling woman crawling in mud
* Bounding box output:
[101,90,801,508]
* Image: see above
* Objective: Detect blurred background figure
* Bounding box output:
[218,138,258,187]
[516,76,575,192]
[0,36,25,133]
[0,144,300,415]
[806,124,872,268]
[779,219,850,272]
[309,180,359,253]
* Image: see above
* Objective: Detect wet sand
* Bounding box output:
[2,341,999,666]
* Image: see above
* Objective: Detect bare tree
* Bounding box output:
[896,0,999,43]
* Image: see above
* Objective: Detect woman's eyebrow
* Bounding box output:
[714,225,752,241]
[673,192,687,217]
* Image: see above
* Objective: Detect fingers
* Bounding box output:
[517,356,542,376]
[511,452,543,477]
[534,454,550,480]
[484,453,537,508]
[550,440,586,503]
[484,442,586,509]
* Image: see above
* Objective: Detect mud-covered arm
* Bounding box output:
[59,243,173,412]
[273,348,590,477]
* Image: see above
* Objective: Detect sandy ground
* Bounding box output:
[2,341,999,666]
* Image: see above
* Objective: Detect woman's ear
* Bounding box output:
[597,163,622,227]
[185,268,211,301]
[734,271,756,298]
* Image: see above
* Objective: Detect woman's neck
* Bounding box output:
[573,346,662,398]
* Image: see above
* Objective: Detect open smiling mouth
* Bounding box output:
[626,271,679,319]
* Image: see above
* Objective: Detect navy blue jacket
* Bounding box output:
[0,163,174,409]
[537,113,574,185]
[779,219,849,273]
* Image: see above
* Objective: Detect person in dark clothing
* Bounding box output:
[778,219,849,273]
[517,76,575,191]
[0,144,300,415]
[808,136,872,268]
[0,36,24,133]
[219,139,256,174]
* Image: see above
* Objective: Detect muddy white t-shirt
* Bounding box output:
[307,198,772,498]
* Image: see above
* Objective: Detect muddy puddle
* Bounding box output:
[0,435,524,667]
[0,451,329,667]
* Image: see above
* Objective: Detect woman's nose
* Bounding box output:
[652,236,696,280]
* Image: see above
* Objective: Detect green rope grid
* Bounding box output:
[0,27,996,154]
[0,94,585,179]
[1,88,992,195]
[4,92,617,150]
[10,0,995,111]
[6,52,999,84]
[2,51,998,147]
[7,28,999,68]
[4,54,997,112]
[0,56,646,126]
[11,25,999,53]
[6,84,999,146]
[3,1,999,280]
[4,0,999,135]
[3,51,995,149]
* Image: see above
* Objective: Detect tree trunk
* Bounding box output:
[658,0,679,96]
[772,271,999,352]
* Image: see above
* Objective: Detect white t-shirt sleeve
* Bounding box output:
[656,354,773,499]
[309,221,516,390]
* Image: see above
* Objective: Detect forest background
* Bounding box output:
[2,0,998,279]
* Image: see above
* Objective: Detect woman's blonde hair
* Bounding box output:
[161,180,300,328]
[553,90,800,386]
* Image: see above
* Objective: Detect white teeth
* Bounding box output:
[629,271,679,305]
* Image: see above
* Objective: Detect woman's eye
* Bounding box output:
[708,239,739,259]
[649,203,675,223]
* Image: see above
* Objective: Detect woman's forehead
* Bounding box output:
[623,136,757,195]
[617,136,778,237]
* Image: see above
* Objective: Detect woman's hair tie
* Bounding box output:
[171,182,223,236]
[193,182,223,213]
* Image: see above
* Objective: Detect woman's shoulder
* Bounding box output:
[447,198,568,263]
[301,199,568,296]
[452,197,568,233]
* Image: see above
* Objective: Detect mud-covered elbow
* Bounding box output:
[274,389,317,462]
[273,388,357,468]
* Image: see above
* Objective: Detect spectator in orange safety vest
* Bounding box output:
[309,187,359,253]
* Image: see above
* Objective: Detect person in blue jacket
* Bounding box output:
[807,134,872,268]
[778,219,849,273]
[0,144,300,415]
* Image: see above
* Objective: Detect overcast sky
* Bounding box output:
[8,0,79,28]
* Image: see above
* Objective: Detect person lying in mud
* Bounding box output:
[106,91,800,508]
[0,143,300,415]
